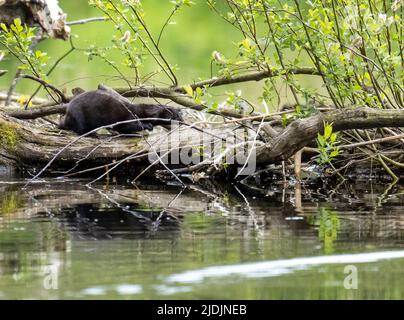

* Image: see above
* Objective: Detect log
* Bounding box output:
[256,107,404,165]
[0,114,150,168]
[0,107,403,178]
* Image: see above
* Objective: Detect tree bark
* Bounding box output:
[0,107,403,177]
[0,114,149,169]
[0,0,70,40]
[256,107,404,165]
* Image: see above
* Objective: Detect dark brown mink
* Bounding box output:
[59,89,182,135]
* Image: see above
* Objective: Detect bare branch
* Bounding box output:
[66,17,108,26]
[9,67,320,120]
[6,103,67,119]
[20,74,67,102]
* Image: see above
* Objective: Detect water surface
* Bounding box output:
[0,173,403,299]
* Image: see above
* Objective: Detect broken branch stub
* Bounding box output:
[0,0,70,40]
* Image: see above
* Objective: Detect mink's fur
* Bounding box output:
[59,89,182,135]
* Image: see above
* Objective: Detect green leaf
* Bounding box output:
[281,114,288,127]
[207,101,218,112]
[329,149,340,158]
[317,133,325,146]
[239,38,251,49]
[183,85,193,96]
[13,18,23,33]
[324,123,333,140]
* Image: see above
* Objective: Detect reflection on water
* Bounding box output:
[0,175,403,299]
[166,250,404,283]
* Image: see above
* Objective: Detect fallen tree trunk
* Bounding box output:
[0,114,150,169]
[0,107,403,179]
[256,107,404,165]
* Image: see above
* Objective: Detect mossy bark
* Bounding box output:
[0,114,148,169]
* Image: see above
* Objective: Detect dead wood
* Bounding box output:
[0,106,403,180]
[0,0,70,40]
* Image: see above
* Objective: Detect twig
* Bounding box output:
[339,133,404,149]
[66,17,108,26]
[25,36,77,109]
[235,118,265,178]
[157,5,179,47]
[20,74,67,102]
[86,185,152,221]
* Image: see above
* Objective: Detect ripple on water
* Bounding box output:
[80,284,143,297]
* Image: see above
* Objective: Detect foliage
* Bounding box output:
[316,122,340,165]
[207,0,403,110]
[184,84,205,104]
[0,19,48,79]
[2,1,402,113]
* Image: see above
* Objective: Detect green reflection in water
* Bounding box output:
[306,207,340,254]
[0,179,403,299]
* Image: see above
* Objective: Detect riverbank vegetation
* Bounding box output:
[0,0,403,184]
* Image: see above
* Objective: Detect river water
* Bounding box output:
[0,172,403,299]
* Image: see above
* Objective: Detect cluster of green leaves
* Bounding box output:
[183,83,251,115]
[303,0,403,109]
[208,0,403,110]
[183,85,205,104]
[87,0,146,82]
[211,37,267,78]
[225,90,245,112]
[316,122,340,165]
[0,19,48,79]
